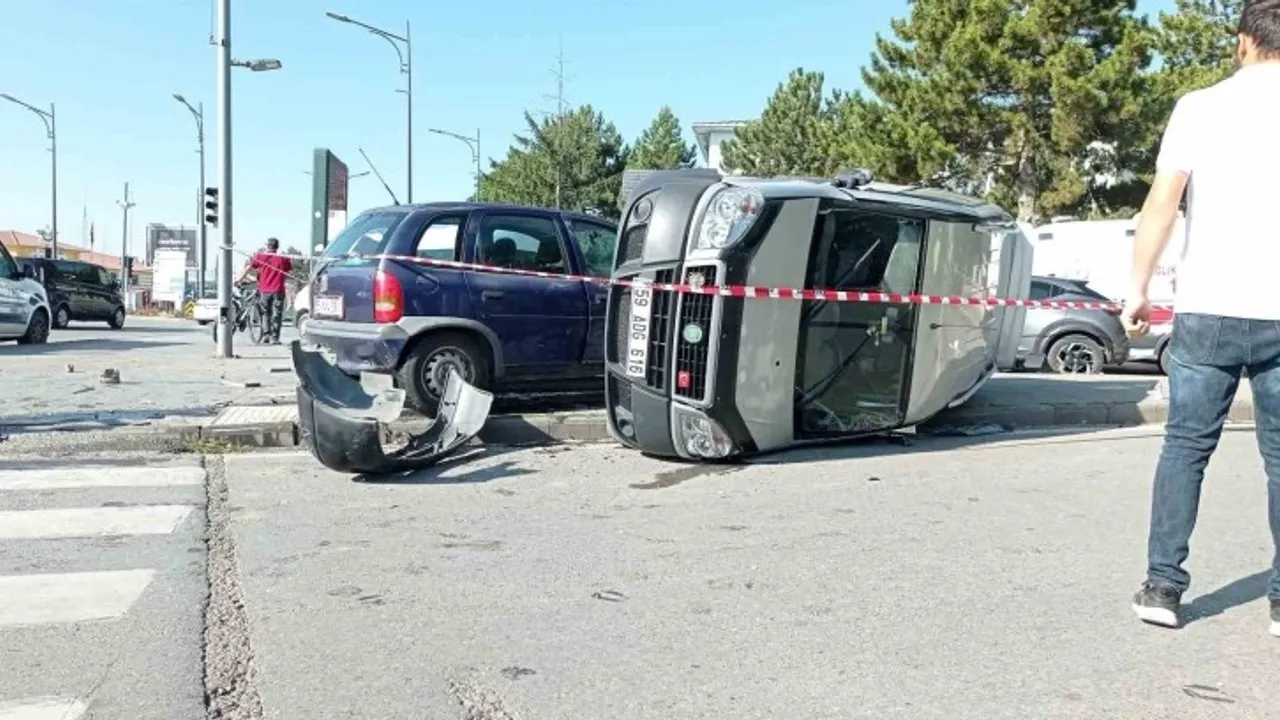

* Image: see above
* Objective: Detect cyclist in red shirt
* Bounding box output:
[238,237,293,344]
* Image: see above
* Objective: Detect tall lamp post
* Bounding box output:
[1,94,57,258]
[213,0,283,359]
[325,11,412,204]
[173,93,206,296]
[428,127,481,201]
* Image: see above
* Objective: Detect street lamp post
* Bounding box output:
[213,0,283,359]
[173,93,206,296]
[1,94,57,258]
[326,11,412,204]
[428,127,481,201]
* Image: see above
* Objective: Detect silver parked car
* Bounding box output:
[1016,276,1131,374]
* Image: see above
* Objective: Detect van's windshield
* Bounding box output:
[323,210,410,260]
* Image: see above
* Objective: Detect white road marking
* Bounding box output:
[0,698,88,720]
[0,466,204,491]
[0,505,193,540]
[0,569,154,627]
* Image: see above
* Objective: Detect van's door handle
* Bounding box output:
[481,290,505,301]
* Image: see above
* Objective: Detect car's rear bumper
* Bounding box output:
[304,318,409,375]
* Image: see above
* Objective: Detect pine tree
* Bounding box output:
[719,69,844,176]
[848,0,1156,223]
[628,106,696,170]
[1155,0,1244,96]
[481,106,629,216]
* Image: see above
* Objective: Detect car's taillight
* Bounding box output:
[373,269,403,323]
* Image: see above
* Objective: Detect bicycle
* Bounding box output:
[210,283,266,345]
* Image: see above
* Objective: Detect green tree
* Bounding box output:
[480,106,628,216]
[1155,0,1242,96]
[628,106,696,170]
[847,0,1156,223]
[719,69,845,176]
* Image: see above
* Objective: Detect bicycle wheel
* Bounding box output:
[248,302,265,345]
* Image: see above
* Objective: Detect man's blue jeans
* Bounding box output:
[1147,313,1280,599]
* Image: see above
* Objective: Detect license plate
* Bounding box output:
[313,294,344,318]
[625,286,652,378]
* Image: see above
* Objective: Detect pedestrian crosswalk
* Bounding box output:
[0,458,206,719]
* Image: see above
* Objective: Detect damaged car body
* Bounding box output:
[292,341,493,475]
[604,169,1034,461]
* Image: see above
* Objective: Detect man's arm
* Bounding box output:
[236,254,259,284]
[1130,98,1193,301]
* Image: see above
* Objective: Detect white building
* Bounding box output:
[691,121,748,173]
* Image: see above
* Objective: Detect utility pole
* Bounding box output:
[116,183,135,300]
[0,95,57,257]
[216,0,234,359]
[175,94,207,296]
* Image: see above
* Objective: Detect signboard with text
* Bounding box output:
[310,149,351,255]
[145,224,198,267]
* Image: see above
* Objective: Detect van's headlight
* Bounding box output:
[693,186,764,250]
[672,404,735,459]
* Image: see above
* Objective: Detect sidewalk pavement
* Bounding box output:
[109,372,1256,452]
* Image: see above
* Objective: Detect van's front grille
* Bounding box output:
[673,266,717,402]
[607,373,636,442]
[645,269,676,390]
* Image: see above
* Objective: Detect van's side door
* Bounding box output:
[563,216,619,366]
[53,261,94,318]
[462,209,589,377]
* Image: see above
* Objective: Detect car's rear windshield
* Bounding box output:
[323,210,410,261]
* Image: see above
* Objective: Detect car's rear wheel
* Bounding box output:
[53,304,70,329]
[1046,334,1105,375]
[397,332,492,417]
[108,306,126,330]
[17,309,50,345]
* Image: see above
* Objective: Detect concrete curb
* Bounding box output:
[0,389,1255,456]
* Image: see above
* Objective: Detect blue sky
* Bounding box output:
[1,0,1177,259]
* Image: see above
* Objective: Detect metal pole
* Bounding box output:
[216,0,234,358]
[117,183,134,300]
[405,19,413,204]
[196,102,207,296]
[50,104,58,259]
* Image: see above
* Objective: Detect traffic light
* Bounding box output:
[204,187,219,227]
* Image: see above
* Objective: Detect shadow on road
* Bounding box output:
[353,444,535,485]
[1182,570,1273,625]
[61,323,200,334]
[0,338,187,355]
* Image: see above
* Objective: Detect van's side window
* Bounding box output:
[413,215,464,261]
[807,210,925,292]
[475,214,565,272]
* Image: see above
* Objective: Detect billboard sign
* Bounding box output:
[310,148,351,254]
[152,249,188,302]
[145,224,198,267]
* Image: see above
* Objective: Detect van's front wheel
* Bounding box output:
[396,332,491,417]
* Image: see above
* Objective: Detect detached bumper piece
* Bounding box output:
[291,341,493,475]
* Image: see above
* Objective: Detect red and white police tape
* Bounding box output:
[242,248,1177,314]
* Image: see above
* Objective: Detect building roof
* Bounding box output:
[0,229,146,270]
[690,120,749,162]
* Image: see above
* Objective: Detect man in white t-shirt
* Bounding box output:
[1124,0,1280,636]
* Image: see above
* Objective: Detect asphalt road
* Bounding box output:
[0,316,300,433]
[0,454,207,720]
[222,426,1280,720]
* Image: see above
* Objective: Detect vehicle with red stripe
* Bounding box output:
[603,169,1033,461]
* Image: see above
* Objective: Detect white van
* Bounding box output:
[0,243,52,345]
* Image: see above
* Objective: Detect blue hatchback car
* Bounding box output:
[304,202,619,415]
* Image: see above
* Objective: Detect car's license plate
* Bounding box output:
[625,285,652,378]
[313,294,344,318]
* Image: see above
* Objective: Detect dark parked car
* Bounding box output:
[1016,276,1130,374]
[304,202,619,415]
[18,258,127,329]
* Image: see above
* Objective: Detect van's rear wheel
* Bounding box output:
[1046,334,1104,375]
[396,332,491,417]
